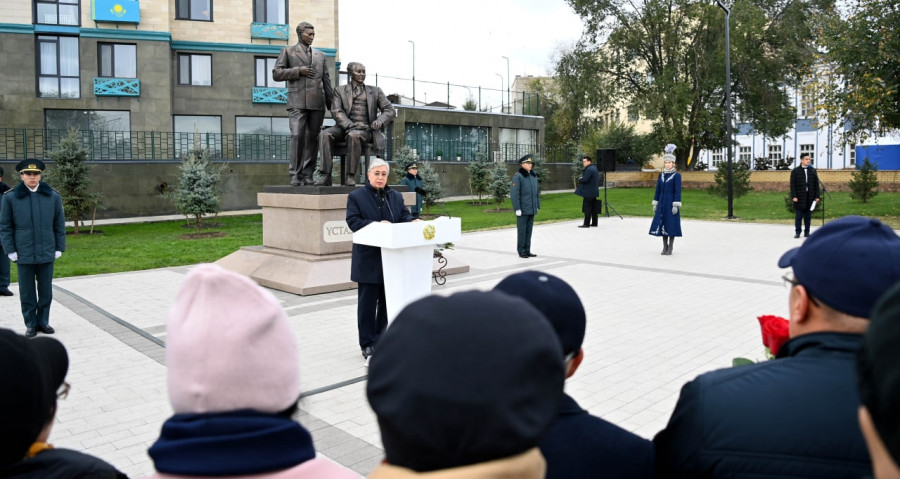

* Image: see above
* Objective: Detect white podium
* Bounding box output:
[353,216,462,324]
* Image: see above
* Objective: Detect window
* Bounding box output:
[35,0,79,25]
[46,109,130,131]
[37,35,80,98]
[627,104,639,122]
[236,116,289,160]
[174,115,221,158]
[738,146,751,163]
[800,144,815,163]
[176,0,211,20]
[849,144,856,166]
[254,57,283,88]
[99,43,136,78]
[254,0,286,24]
[712,151,724,167]
[404,123,489,161]
[768,144,783,161]
[799,87,815,118]
[178,53,211,86]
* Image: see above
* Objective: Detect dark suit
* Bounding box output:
[789,165,819,235]
[272,43,334,184]
[318,83,395,182]
[575,163,600,226]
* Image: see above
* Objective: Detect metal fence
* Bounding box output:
[0,128,579,164]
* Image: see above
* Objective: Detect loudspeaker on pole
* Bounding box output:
[597,148,616,172]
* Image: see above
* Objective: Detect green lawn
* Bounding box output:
[10,189,898,280]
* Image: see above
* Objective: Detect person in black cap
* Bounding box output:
[494,271,654,479]
[654,215,900,478]
[574,156,600,228]
[0,165,13,296]
[857,281,900,479]
[366,290,565,477]
[399,161,424,218]
[0,328,127,477]
[511,154,540,258]
[790,152,819,238]
[0,159,66,338]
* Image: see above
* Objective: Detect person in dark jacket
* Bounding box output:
[399,162,425,218]
[790,153,820,238]
[857,281,900,479]
[0,160,66,338]
[510,154,540,259]
[654,215,900,479]
[346,158,417,360]
[574,156,600,228]
[495,271,654,479]
[649,144,682,255]
[0,166,12,297]
[0,328,127,478]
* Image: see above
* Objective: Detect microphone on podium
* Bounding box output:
[414,187,452,219]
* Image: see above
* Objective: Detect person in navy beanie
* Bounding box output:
[655,216,900,478]
[146,264,358,479]
[367,290,565,477]
[495,271,654,479]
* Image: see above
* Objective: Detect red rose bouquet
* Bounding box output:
[757,315,790,359]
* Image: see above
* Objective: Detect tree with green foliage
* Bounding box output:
[466,152,493,205]
[580,122,660,169]
[462,95,478,112]
[813,0,900,143]
[848,158,879,203]
[418,161,444,215]
[708,160,752,200]
[559,0,822,169]
[489,164,511,211]
[45,129,101,234]
[530,154,551,185]
[167,146,225,232]
[391,145,418,183]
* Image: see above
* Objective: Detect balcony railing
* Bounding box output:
[94,77,140,97]
[250,22,289,41]
[252,87,287,104]
[0,128,574,163]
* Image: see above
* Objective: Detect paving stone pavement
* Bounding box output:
[0,216,817,477]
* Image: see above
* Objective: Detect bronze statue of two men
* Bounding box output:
[274,23,395,186]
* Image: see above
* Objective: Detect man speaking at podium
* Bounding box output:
[346,158,420,360]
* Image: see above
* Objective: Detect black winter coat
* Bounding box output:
[346,182,414,284]
[654,332,872,478]
[789,165,820,210]
[575,163,600,199]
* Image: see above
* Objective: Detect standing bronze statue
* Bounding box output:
[273,22,334,186]
[316,62,395,186]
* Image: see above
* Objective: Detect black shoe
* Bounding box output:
[794,233,800,238]
[804,232,809,237]
[578,225,590,228]
[25,327,37,338]
[362,346,374,359]
[313,175,332,186]
[526,253,537,257]
[0,288,12,296]
[39,325,55,334]
[519,253,529,258]
[590,224,598,227]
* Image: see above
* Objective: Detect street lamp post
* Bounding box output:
[716,0,735,219]
[502,56,510,114]
[495,73,504,113]
[408,40,415,106]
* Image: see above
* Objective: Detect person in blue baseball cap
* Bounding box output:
[654,215,900,478]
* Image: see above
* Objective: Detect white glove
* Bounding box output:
[672,206,679,215]
[515,210,522,217]
[55,251,62,259]
[672,201,682,215]
[8,252,17,262]
[652,200,658,214]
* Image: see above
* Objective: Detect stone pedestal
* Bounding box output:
[217,185,469,295]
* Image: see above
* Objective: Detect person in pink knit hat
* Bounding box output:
[145,263,359,479]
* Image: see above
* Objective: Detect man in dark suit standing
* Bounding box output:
[316,62,395,186]
[575,155,600,228]
[273,22,334,186]
[790,153,820,238]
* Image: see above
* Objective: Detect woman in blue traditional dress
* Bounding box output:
[649,144,682,255]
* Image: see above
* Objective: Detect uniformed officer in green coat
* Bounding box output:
[510,154,540,258]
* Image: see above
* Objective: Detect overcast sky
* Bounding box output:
[336,0,584,111]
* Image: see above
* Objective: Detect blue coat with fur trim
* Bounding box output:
[0,181,66,264]
[346,182,414,284]
[649,171,682,237]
